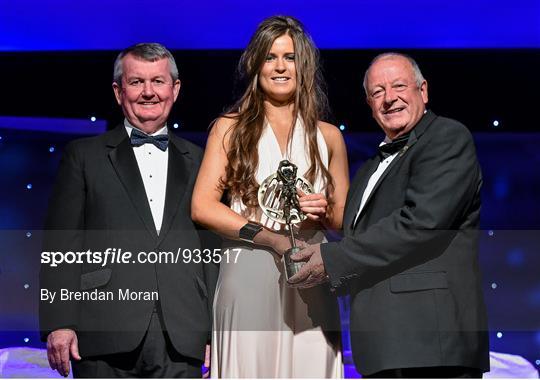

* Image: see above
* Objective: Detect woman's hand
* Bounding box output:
[265,232,307,257]
[298,191,328,222]
[270,233,293,256]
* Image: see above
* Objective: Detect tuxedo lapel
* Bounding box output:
[357,144,410,219]
[352,111,438,227]
[157,135,192,244]
[107,126,158,241]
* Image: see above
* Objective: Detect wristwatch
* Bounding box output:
[239,222,263,243]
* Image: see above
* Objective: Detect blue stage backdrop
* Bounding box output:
[1,0,540,51]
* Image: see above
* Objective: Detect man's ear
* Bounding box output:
[173,79,181,101]
[420,80,428,104]
[112,82,122,105]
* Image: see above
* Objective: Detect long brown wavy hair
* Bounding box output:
[221,15,333,210]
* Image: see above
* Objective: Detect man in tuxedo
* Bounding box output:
[289,53,489,377]
[40,43,215,378]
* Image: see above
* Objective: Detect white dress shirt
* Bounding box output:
[352,138,399,227]
[124,120,168,233]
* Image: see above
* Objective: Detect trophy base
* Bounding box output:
[283,246,304,281]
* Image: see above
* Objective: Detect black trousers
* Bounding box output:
[365,366,483,378]
[72,311,203,378]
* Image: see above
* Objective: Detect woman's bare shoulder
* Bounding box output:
[210,114,238,138]
[317,121,345,147]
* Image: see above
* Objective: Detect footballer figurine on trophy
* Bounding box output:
[258,159,314,280]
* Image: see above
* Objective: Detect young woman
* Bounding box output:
[192,15,349,378]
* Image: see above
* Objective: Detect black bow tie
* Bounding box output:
[378,133,410,159]
[130,128,169,151]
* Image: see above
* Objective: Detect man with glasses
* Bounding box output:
[40,43,214,378]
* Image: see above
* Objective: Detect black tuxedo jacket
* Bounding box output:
[39,125,217,361]
[321,111,489,375]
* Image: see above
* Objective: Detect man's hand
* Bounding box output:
[287,244,328,288]
[202,344,211,378]
[298,191,328,222]
[46,328,81,377]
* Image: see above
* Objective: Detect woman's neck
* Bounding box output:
[264,100,296,128]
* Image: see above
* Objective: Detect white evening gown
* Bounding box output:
[211,119,343,378]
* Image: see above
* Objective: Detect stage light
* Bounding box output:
[491,283,497,289]
[24,284,29,289]
[536,359,540,366]
[26,232,32,238]
[26,183,33,190]
[488,230,494,237]
[173,123,179,129]
[493,120,500,127]
[24,337,29,343]
[49,146,55,153]
[496,332,503,338]
[90,116,97,122]
[339,124,346,131]
[0,135,3,140]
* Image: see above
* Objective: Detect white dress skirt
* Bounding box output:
[210,120,343,378]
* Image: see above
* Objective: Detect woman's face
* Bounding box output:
[258,34,297,104]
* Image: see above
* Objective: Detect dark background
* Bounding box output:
[1,49,538,133]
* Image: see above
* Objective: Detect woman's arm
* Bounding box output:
[318,121,350,231]
[191,117,292,254]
